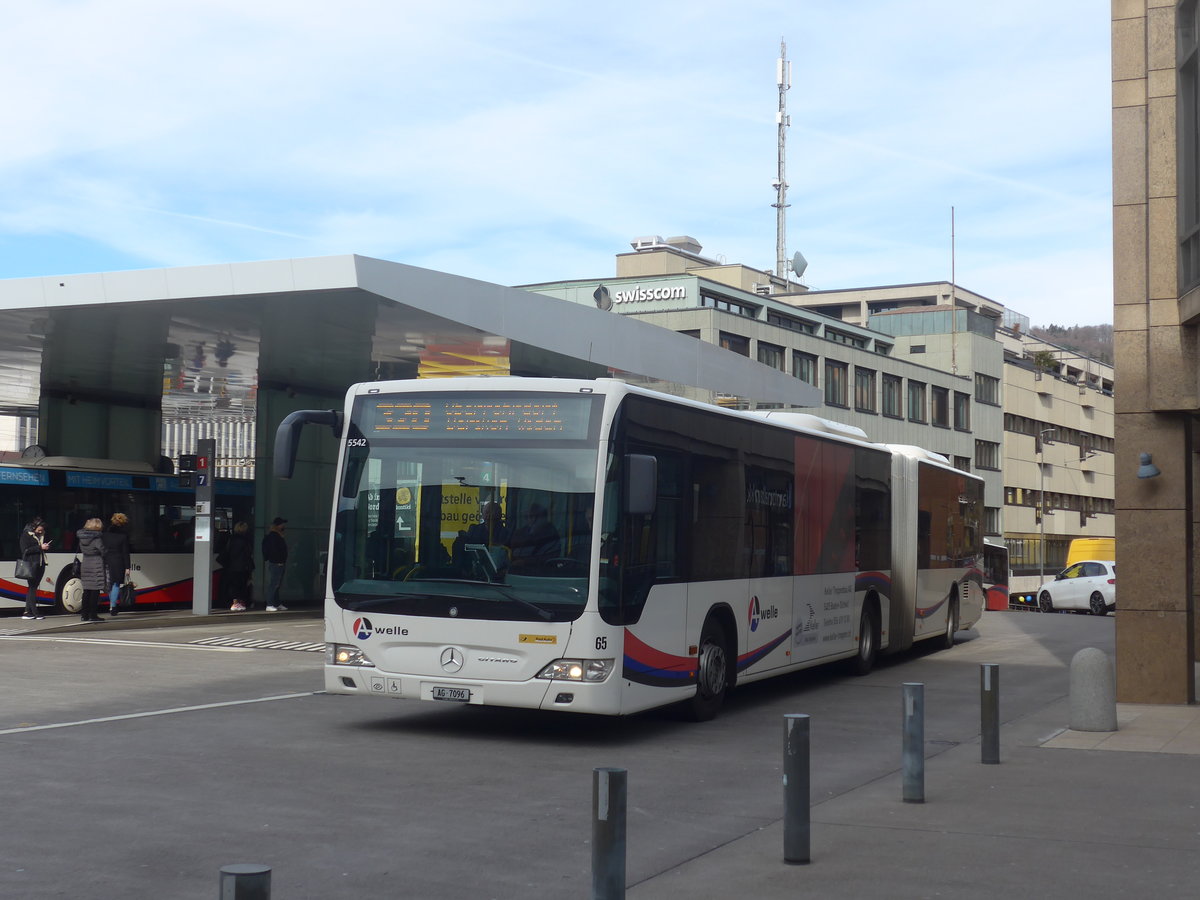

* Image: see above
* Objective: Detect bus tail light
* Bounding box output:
[536,659,614,682]
[327,643,375,667]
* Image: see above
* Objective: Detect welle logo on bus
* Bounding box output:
[747,596,779,633]
[352,617,409,640]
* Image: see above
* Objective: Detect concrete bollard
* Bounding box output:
[980,663,1000,765]
[782,714,811,864]
[901,683,924,803]
[592,767,627,900]
[219,864,271,899]
[1069,647,1117,732]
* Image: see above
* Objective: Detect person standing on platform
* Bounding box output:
[102,512,132,616]
[222,521,255,611]
[77,517,107,623]
[262,517,289,611]
[18,517,50,620]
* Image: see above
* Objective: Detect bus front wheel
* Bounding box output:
[688,618,730,721]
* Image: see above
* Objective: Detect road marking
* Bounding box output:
[190,636,326,653]
[0,692,317,735]
[0,636,252,652]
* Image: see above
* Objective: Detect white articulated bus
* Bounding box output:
[277,377,984,720]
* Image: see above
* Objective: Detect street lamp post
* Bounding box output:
[1038,428,1057,589]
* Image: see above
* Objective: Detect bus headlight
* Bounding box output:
[327,643,375,667]
[535,658,614,683]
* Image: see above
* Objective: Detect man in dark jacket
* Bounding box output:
[262,517,288,611]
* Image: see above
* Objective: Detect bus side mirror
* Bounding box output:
[273,409,343,479]
[625,454,658,516]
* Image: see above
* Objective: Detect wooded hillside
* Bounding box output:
[1029,324,1113,365]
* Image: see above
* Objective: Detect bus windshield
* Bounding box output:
[332,419,601,623]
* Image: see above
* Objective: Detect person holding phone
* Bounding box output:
[18,517,50,620]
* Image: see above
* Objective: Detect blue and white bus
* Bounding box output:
[1,457,254,613]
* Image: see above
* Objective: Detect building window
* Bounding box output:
[792,351,817,386]
[825,329,868,349]
[931,386,950,427]
[679,329,701,339]
[954,455,972,473]
[854,367,877,412]
[757,341,785,371]
[975,372,1000,405]
[825,360,848,407]
[975,439,1001,470]
[702,293,759,318]
[984,507,1000,536]
[907,380,926,422]
[954,391,971,431]
[910,344,926,354]
[719,332,749,356]
[1181,0,1200,294]
[767,311,817,334]
[881,374,902,418]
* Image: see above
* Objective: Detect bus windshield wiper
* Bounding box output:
[419,579,554,621]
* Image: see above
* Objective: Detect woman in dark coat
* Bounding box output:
[77,517,107,622]
[18,517,50,620]
[102,512,132,616]
[221,521,255,611]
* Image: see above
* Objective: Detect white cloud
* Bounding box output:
[0,0,1114,323]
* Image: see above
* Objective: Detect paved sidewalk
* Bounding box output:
[1045,702,1200,754]
[628,694,1200,899]
[0,605,319,635]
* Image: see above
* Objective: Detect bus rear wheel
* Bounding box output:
[938,596,959,651]
[54,567,83,614]
[687,618,730,721]
[850,602,880,675]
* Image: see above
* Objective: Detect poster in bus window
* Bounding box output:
[793,436,855,575]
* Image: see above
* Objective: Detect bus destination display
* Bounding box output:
[360,395,594,440]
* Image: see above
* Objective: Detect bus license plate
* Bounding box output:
[432,686,471,702]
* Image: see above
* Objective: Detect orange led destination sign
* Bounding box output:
[360,395,595,440]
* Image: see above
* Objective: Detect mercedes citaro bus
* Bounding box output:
[277,377,984,720]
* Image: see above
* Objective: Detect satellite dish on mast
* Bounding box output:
[790,251,808,279]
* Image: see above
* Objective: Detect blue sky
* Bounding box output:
[0,0,1112,325]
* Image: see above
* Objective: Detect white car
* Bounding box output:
[1038,560,1116,615]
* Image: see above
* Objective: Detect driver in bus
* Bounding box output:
[509,504,561,571]
[452,500,511,573]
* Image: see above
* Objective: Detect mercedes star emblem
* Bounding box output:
[440,647,464,673]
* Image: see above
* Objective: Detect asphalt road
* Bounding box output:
[0,609,1115,899]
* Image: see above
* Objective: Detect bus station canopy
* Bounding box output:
[0,254,819,436]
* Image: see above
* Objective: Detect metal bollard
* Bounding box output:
[981,663,1000,764]
[783,714,811,864]
[901,682,924,803]
[592,767,627,900]
[219,864,271,900]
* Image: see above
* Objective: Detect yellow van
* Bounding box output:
[1066,538,1115,567]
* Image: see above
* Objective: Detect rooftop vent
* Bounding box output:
[664,235,703,255]
[629,235,704,256]
[630,235,666,251]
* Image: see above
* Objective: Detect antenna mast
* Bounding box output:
[773,39,791,290]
